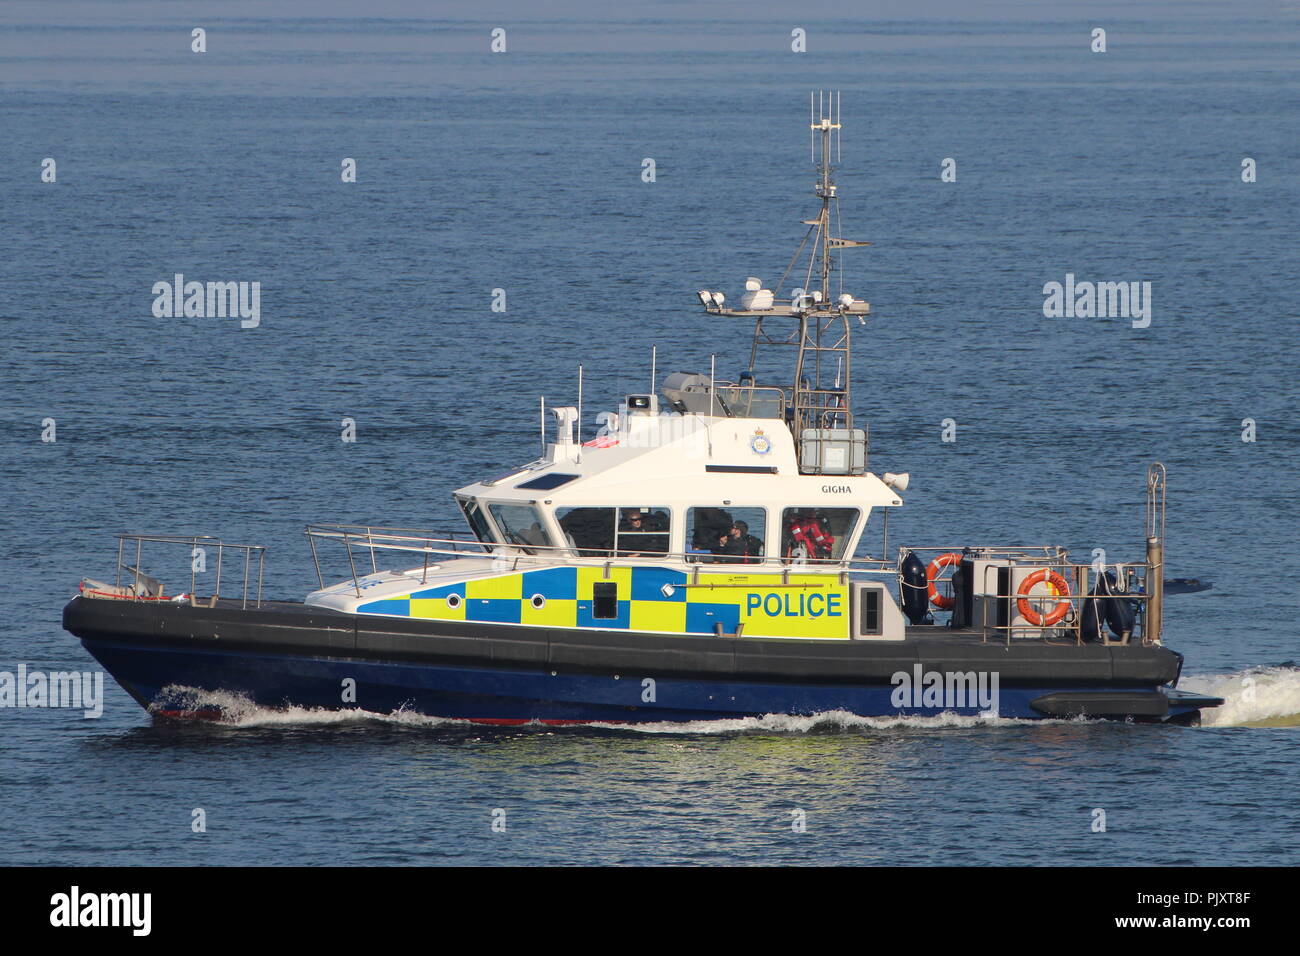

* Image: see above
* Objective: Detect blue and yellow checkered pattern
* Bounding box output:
[357,566,849,639]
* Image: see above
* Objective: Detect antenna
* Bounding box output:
[576,365,583,462]
[540,395,546,455]
[709,353,716,416]
[811,89,841,177]
[708,353,716,458]
[650,344,657,396]
[808,91,845,303]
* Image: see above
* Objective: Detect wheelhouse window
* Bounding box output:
[556,507,615,556]
[615,507,670,556]
[457,498,496,551]
[487,504,554,553]
[686,506,766,563]
[780,507,860,563]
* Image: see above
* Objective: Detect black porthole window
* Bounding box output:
[531,594,546,609]
[446,593,462,609]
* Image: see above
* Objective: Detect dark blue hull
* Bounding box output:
[64,597,1221,724]
[79,637,1209,725]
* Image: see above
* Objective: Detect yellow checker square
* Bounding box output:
[785,573,831,587]
[685,572,780,603]
[629,600,687,634]
[410,597,466,621]
[690,570,821,592]
[696,572,749,585]
[576,566,633,598]
[521,598,576,628]
[465,573,524,600]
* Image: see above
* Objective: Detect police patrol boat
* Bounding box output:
[63,95,1222,725]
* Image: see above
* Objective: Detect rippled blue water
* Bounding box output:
[1,1,1297,866]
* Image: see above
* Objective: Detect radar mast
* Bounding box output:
[696,92,871,474]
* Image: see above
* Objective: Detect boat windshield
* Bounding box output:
[457,498,497,550]
[488,503,555,553]
[715,384,786,419]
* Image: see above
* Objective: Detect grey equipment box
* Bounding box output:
[799,428,867,475]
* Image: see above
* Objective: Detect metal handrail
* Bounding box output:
[304,522,897,596]
[915,554,1156,647]
[303,525,1155,647]
[107,533,266,609]
[897,544,1066,561]
[711,383,790,419]
[305,522,889,567]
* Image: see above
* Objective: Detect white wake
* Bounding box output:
[151,688,1044,733]
[1179,665,1300,727]
[151,686,460,729]
[149,668,1300,732]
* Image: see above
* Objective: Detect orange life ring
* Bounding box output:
[926,553,963,609]
[1016,569,1072,627]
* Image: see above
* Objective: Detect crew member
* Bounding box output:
[619,509,648,556]
[716,520,763,564]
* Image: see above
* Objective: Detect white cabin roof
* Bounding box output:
[454,411,903,511]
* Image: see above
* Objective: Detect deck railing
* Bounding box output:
[83,530,1153,647]
[84,533,267,609]
[303,523,895,596]
[303,526,1153,644]
[902,545,1158,646]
